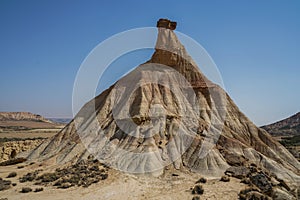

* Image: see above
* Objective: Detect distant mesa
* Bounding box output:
[0,112,64,130]
[262,112,300,136]
[262,112,300,162]
[0,112,52,123]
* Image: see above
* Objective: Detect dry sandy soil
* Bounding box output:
[0,161,245,200]
[0,128,62,162]
[0,121,245,200]
[0,120,63,129]
[0,119,63,140]
[0,130,59,140]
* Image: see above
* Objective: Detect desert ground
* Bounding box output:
[0,126,62,163]
[0,116,247,200]
[0,161,245,200]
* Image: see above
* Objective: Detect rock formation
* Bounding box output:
[262,112,300,136]
[0,139,43,162]
[25,19,300,191]
[0,112,52,123]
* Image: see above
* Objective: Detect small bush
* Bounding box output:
[7,172,17,178]
[21,187,32,193]
[220,175,230,182]
[0,179,11,191]
[58,183,72,189]
[34,187,44,192]
[19,171,39,183]
[0,158,27,166]
[192,196,200,200]
[16,159,109,189]
[192,184,204,195]
[196,177,207,184]
[38,172,60,183]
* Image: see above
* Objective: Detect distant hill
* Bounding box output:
[0,112,63,130]
[48,118,71,124]
[0,112,53,123]
[261,112,300,136]
[262,112,300,162]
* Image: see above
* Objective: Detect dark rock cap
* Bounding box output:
[157,18,177,30]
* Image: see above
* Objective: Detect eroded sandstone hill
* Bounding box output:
[25,19,300,188]
[262,112,300,136]
[0,112,52,123]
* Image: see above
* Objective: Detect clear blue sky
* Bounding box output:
[0,0,299,126]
